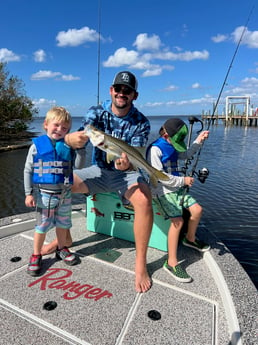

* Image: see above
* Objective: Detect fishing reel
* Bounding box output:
[196,167,209,184]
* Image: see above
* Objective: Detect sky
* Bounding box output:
[1,0,258,117]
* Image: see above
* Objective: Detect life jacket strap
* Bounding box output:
[34,168,65,175]
[33,161,70,167]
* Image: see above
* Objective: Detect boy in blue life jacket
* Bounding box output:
[146,118,210,283]
[24,106,86,276]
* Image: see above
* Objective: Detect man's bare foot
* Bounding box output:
[135,269,152,293]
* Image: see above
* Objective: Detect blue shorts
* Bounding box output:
[74,165,147,202]
[154,189,197,219]
[35,190,72,234]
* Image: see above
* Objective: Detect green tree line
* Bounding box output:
[0,62,38,137]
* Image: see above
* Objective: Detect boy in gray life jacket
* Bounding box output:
[146,118,210,283]
[24,106,86,276]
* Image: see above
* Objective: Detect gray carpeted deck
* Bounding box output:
[0,206,257,345]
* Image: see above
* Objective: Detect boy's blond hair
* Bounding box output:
[44,106,72,130]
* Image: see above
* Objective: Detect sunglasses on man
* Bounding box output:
[113,85,134,95]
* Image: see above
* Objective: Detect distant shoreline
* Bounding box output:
[0,130,37,153]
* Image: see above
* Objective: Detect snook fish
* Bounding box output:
[84,124,169,187]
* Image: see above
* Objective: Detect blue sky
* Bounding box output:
[1,0,258,117]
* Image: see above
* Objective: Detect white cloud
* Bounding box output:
[33,98,56,107]
[232,26,258,48]
[144,94,216,109]
[56,26,99,47]
[103,43,208,77]
[142,67,163,77]
[103,47,139,67]
[61,74,80,81]
[0,48,20,62]
[164,85,178,91]
[220,77,258,105]
[144,101,163,107]
[31,70,80,81]
[103,31,209,77]
[153,50,209,61]
[192,83,201,89]
[31,70,61,80]
[211,34,228,43]
[133,33,162,51]
[33,49,46,62]
[174,46,183,52]
[213,26,258,48]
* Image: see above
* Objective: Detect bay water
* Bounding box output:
[0,115,257,290]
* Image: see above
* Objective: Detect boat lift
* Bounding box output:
[225,96,250,121]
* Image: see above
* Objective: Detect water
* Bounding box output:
[0,116,257,290]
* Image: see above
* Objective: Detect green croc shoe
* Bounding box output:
[182,237,211,252]
[163,261,192,283]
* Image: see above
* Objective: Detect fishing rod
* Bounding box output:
[97,0,102,105]
[181,116,204,175]
[179,116,208,206]
[180,6,254,205]
[206,5,255,130]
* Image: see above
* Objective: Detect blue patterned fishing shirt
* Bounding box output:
[81,100,150,169]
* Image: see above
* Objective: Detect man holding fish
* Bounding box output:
[63,71,159,293]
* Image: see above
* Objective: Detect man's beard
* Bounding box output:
[114,97,129,109]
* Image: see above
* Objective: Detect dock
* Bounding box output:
[0,205,257,345]
[202,95,258,126]
[202,115,258,127]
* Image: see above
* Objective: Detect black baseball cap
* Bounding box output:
[112,71,138,91]
[161,118,188,152]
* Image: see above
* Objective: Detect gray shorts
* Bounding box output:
[35,190,72,234]
[74,165,147,201]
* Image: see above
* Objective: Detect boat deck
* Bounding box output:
[0,205,257,345]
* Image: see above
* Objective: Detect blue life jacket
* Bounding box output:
[147,137,179,176]
[32,135,74,185]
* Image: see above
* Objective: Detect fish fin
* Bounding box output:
[156,170,170,182]
[149,174,158,187]
[89,134,105,147]
[134,146,146,156]
[106,153,116,164]
[149,170,169,187]
[151,169,170,184]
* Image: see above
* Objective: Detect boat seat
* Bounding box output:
[86,192,170,251]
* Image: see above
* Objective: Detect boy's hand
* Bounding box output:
[65,131,89,149]
[25,195,36,207]
[196,130,209,143]
[184,176,194,187]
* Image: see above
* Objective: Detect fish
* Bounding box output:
[84,124,170,187]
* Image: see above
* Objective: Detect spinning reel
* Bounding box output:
[196,167,209,184]
[182,116,210,184]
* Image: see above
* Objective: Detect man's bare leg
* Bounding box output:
[126,183,153,293]
[71,174,89,193]
[41,229,73,255]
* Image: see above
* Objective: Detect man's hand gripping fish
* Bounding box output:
[84,124,169,187]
